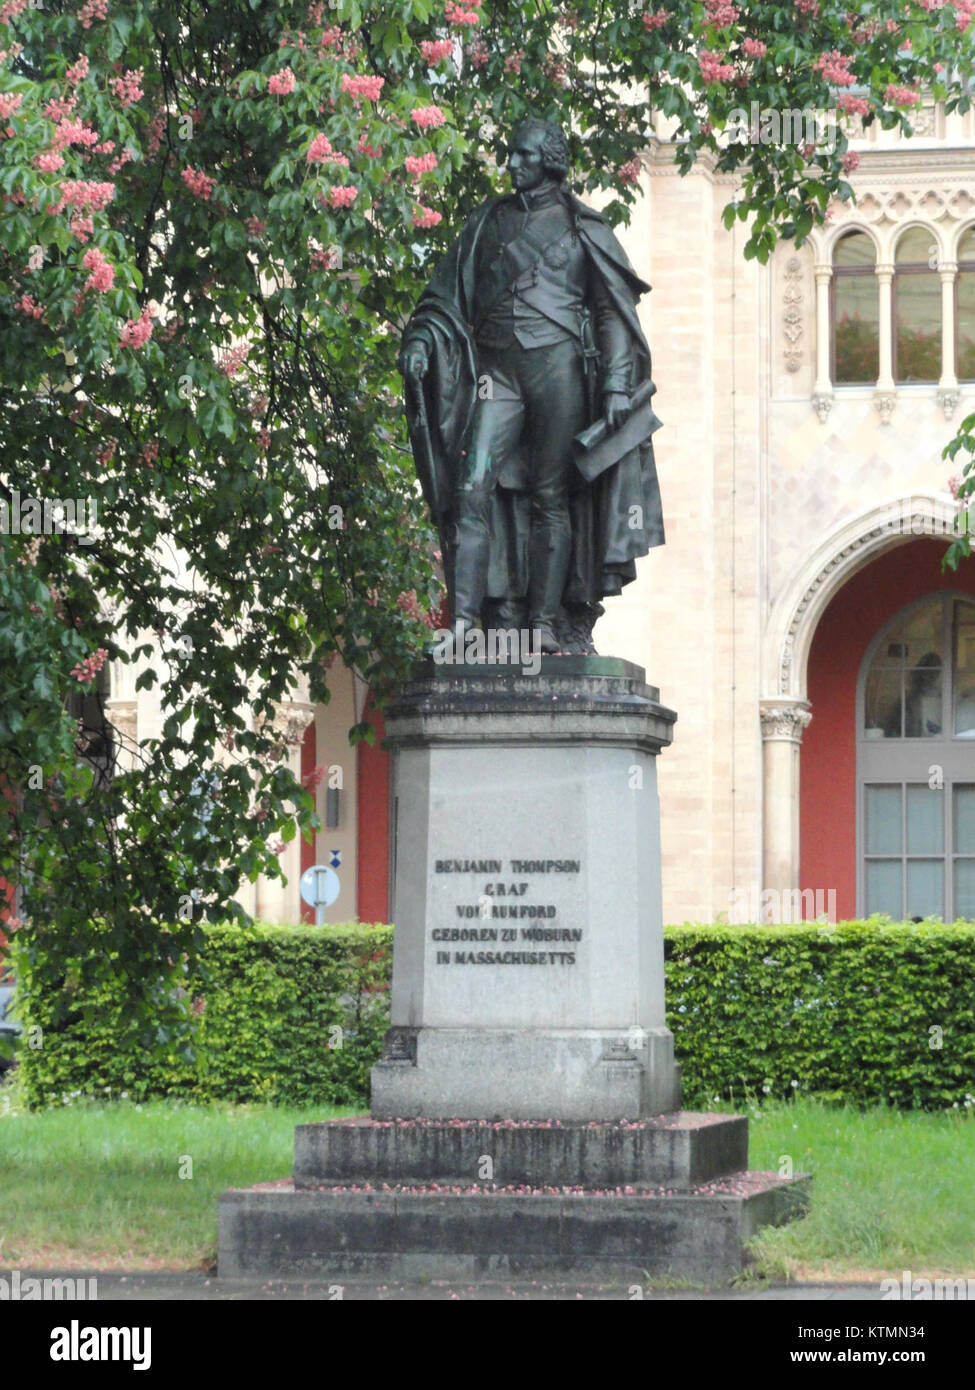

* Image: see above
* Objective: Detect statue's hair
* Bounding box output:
[510,118,570,179]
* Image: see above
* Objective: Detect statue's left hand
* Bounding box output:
[603,391,631,432]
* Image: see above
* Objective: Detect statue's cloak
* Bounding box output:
[402,188,664,607]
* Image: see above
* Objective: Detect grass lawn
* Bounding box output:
[2,1083,974,1280]
[738,1098,975,1283]
[0,1086,357,1270]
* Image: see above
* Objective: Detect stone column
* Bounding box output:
[875,262,896,424]
[760,698,812,908]
[256,701,316,923]
[811,263,833,422]
[938,261,959,420]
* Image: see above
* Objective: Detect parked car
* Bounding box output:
[0,979,20,1072]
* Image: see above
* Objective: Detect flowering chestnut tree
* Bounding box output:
[0,0,971,1052]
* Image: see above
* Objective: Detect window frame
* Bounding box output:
[892,234,942,385]
[857,590,975,920]
[830,230,880,386]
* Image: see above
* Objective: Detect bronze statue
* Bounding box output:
[399,117,664,655]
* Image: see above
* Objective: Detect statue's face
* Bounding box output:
[507,128,552,193]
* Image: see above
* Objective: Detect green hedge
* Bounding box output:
[11,919,975,1111]
[14,922,392,1109]
[667,921,975,1109]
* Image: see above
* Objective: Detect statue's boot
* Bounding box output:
[447,490,492,661]
[528,526,571,654]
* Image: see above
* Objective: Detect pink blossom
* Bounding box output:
[141,441,160,465]
[642,10,668,29]
[44,95,76,121]
[220,342,250,376]
[698,51,736,84]
[268,67,296,95]
[704,0,739,25]
[16,293,44,319]
[340,73,384,102]
[813,50,856,86]
[70,648,109,684]
[310,245,339,269]
[543,55,569,85]
[411,104,446,129]
[618,157,642,185]
[796,0,819,12]
[404,151,437,178]
[35,149,65,172]
[421,39,454,64]
[302,762,327,791]
[327,184,358,208]
[838,93,870,116]
[52,117,99,149]
[245,215,266,236]
[413,204,441,228]
[146,106,167,157]
[120,305,154,350]
[504,49,524,74]
[0,0,29,25]
[307,132,334,162]
[77,0,108,27]
[69,214,94,241]
[256,427,271,449]
[466,38,488,67]
[357,134,384,157]
[842,151,860,173]
[107,148,132,175]
[0,91,21,120]
[885,83,921,106]
[82,246,114,293]
[446,0,481,24]
[56,179,115,212]
[65,55,89,85]
[949,475,962,499]
[182,166,216,199]
[743,37,766,57]
[111,67,144,107]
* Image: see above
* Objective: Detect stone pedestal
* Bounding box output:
[370,658,680,1121]
[218,657,811,1287]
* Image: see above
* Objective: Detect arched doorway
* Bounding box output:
[800,537,975,920]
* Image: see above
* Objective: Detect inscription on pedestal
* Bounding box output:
[430,856,582,966]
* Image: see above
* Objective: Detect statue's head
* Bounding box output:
[506,118,570,193]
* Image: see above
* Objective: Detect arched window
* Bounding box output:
[956,226,975,383]
[859,593,975,920]
[831,230,878,384]
[893,227,941,383]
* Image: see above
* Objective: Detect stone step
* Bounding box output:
[293,1113,749,1192]
[218,1172,810,1285]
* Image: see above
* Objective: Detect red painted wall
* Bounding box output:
[800,538,975,918]
[356,701,390,923]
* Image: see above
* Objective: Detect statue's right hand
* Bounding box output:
[400,343,429,381]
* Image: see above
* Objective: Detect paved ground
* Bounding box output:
[14,1271,890,1300]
